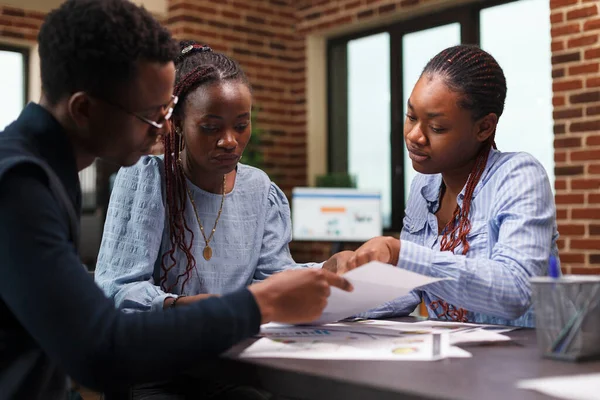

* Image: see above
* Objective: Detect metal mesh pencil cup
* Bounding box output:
[531,276,600,362]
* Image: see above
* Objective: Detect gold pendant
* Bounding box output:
[203,245,212,261]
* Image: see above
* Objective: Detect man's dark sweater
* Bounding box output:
[0,104,261,399]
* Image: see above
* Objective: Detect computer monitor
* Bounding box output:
[291,187,382,242]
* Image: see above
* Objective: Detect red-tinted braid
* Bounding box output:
[439,140,496,255]
[160,65,218,294]
[161,127,195,293]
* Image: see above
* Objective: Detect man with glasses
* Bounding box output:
[0,1,351,399]
[98,94,178,129]
[99,94,178,162]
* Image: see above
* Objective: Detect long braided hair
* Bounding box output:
[422,45,507,321]
[160,40,250,294]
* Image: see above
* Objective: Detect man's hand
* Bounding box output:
[322,250,355,275]
[339,237,400,273]
[248,269,353,324]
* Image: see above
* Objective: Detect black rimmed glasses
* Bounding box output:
[97,95,178,129]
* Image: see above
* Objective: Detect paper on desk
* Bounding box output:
[449,329,511,346]
[448,346,472,358]
[412,320,517,334]
[285,320,511,346]
[338,319,480,334]
[349,319,517,333]
[516,373,600,400]
[249,322,474,360]
[313,261,451,324]
[353,320,513,345]
[261,320,457,339]
[240,331,463,361]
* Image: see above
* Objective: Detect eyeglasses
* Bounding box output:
[97,95,178,129]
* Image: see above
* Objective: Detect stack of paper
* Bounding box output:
[325,319,513,345]
[240,327,462,361]
[412,320,516,334]
[238,322,464,361]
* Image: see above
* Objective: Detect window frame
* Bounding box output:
[326,0,518,232]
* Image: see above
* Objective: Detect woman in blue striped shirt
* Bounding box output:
[327,44,559,327]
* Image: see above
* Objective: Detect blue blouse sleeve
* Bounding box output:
[94,156,174,312]
[253,183,321,282]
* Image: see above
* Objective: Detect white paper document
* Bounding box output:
[240,330,455,361]
[516,373,600,400]
[238,321,476,361]
[448,329,511,346]
[412,320,517,334]
[314,261,451,324]
[240,320,517,361]
[321,319,513,345]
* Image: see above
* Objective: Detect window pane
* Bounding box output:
[481,0,553,186]
[347,32,391,227]
[0,50,25,130]
[402,24,461,204]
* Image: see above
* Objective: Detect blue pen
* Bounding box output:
[548,255,559,279]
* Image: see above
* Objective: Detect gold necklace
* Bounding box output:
[185,174,226,261]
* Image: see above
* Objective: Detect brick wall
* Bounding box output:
[295,0,444,33]
[0,5,43,41]
[550,0,600,273]
[2,0,600,270]
[167,0,306,189]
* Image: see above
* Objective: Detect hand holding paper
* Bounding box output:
[248,268,353,324]
[325,237,401,275]
[312,261,452,324]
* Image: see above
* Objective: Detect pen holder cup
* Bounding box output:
[531,276,600,362]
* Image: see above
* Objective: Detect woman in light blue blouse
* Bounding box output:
[95,41,319,313]
[327,45,559,327]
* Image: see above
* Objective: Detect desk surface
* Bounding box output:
[196,320,600,400]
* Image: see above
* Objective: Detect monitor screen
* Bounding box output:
[291,188,382,242]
